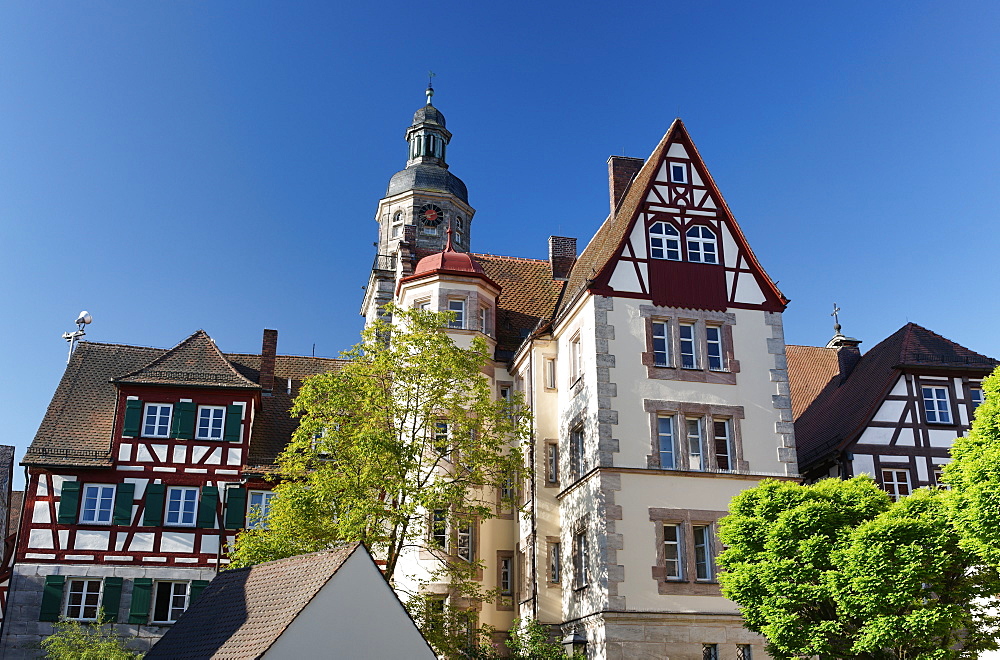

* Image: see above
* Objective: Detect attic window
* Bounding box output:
[669,163,687,184]
[649,222,681,261]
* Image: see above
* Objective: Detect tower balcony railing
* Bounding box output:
[372,254,396,272]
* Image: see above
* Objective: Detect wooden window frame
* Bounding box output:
[64,578,103,622]
[151,581,190,624]
[165,486,199,527]
[80,483,115,525]
[142,403,173,438]
[195,405,226,441]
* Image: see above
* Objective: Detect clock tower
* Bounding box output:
[361,86,476,325]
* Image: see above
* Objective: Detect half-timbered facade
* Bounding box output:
[1,330,342,657]
[789,323,997,493]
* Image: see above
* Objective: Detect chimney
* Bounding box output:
[827,334,862,382]
[608,156,644,213]
[548,236,577,281]
[260,329,277,394]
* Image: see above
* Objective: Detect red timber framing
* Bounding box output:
[588,120,787,313]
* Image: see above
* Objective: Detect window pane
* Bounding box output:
[713,420,731,471]
[658,416,675,469]
[687,418,703,470]
[679,324,696,369]
[706,326,723,371]
[694,525,712,580]
[664,524,681,579]
[652,322,669,367]
[448,300,465,328]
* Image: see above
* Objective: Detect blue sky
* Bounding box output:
[3,1,999,487]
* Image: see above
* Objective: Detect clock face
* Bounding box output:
[419,204,443,226]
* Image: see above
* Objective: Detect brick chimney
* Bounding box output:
[260,329,277,394]
[608,156,644,213]
[548,236,577,281]
[827,334,862,382]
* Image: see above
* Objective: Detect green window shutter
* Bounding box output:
[128,578,152,624]
[57,482,82,525]
[197,486,219,528]
[143,484,165,527]
[189,580,209,603]
[171,402,196,440]
[122,399,143,437]
[113,483,135,526]
[100,577,123,622]
[224,487,247,530]
[223,405,243,442]
[39,575,66,622]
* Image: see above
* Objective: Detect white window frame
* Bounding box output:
[143,403,172,438]
[971,388,985,412]
[151,580,190,624]
[573,529,588,589]
[433,421,451,458]
[652,321,671,367]
[669,161,687,184]
[663,523,682,579]
[447,299,465,329]
[922,386,952,424]
[544,358,557,390]
[687,418,705,471]
[705,325,724,371]
[165,486,199,527]
[64,578,103,621]
[693,524,713,581]
[657,415,676,469]
[479,308,488,334]
[247,490,276,529]
[196,405,226,440]
[679,323,698,369]
[80,484,115,525]
[500,556,513,595]
[686,226,718,264]
[649,221,681,261]
[570,334,583,382]
[881,469,911,501]
[713,419,732,471]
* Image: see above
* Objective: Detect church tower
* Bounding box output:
[361,86,476,325]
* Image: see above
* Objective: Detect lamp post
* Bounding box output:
[561,629,587,657]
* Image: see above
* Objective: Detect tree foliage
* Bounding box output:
[719,477,1000,659]
[463,618,584,660]
[228,306,528,654]
[41,617,142,660]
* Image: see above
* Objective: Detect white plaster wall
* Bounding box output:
[264,550,436,659]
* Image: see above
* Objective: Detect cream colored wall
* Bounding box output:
[264,550,436,660]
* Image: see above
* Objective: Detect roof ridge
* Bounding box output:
[114,329,260,388]
[225,352,348,362]
[471,253,549,264]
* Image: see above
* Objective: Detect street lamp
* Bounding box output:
[561,629,587,657]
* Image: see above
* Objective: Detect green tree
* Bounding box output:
[719,477,1000,659]
[41,617,142,660]
[229,306,528,655]
[464,618,584,660]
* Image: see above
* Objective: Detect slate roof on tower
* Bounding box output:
[790,322,998,471]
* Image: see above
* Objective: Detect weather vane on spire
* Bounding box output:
[831,302,842,335]
[426,71,436,105]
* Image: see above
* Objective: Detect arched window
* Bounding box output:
[686,226,718,264]
[649,222,681,260]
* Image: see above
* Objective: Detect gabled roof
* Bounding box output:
[791,323,998,471]
[115,330,259,389]
[146,544,360,660]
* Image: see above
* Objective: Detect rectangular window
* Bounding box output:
[544,358,557,389]
[549,541,561,584]
[693,525,712,580]
[196,406,226,440]
[663,524,682,579]
[971,388,985,411]
[652,321,670,367]
[457,519,473,561]
[658,415,676,469]
[713,419,732,471]
[736,645,753,660]
[247,491,276,529]
[431,510,447,549]
[434,422,450,457]
[702,644,719,660]
[165,487,198,527]
[391,223,401,238]
[500,557,513,595]
[882,469,911,501]
[64,579,102,621]
[705,326,724,371]
[152,581,189,624]
[670,162,687,183]
[418,300,431,311]
[922,386,952,424]
[479,308,488,334]
[448,300,465,329]
[80,484,115,525]
[143,403,172,438]
[570,334,582,381]
[573,530,588,588]
[687,418,704,471]
[570,427,585,479]
[546,442,559,484]
[679,324,697,369]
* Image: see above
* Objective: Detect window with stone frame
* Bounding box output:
[646,401,745,472]
[640,306,738,385]
[496,550,514,610]
[64,579,102,621]
[548,540,561,584]
[545,441,559,486]
[736,644,754,660]
[569,426,586,480]
[573,528,588,589]
[569,333,583,384]
[650,508,726,595]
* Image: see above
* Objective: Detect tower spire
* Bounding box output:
[426,71,435,106]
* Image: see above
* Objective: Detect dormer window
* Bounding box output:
[649,222,681,261]
[686,226,718,264]
[669,162,687,183]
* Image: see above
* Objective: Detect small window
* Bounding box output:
[433,422,450,457]
[687,418,704,471]
[971,388,985,412]
[500,556,513,595]
[143,403,172,438]
[649,222,681,261]
[713,419,732,471]
[922,386,952,424]
[663,524,682,579]
[247,491,276,529]
[705,326,724,371]
[679,323,697,369]
[196,406,226,440]
[652,321,670,367]
[393,210,403,223]
[702,644,719,660]
[448,300,465,329]
[456,520,473,561]
[548,541,561,584]
[737,645,753,660]
[657,415,675,469]
[152,581,189,624]
[881,469,911,501]
[573,530,588,588]
[431,510,447,549]
[417,300,431,311]
[80,484,115,525]
[686,226,718,264]
[669,162,687,183]
[693,525,712,580]
[391,224,401,238]
[456,216,464,232]
[544,358,557,389]
[570,334,583,382]
[570,427,585,479]
[546,442,559,484]
[64,579,102,621]
[479,308,488,334]
[165,487,198,527]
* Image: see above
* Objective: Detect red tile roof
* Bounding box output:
[786,345,841,419]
